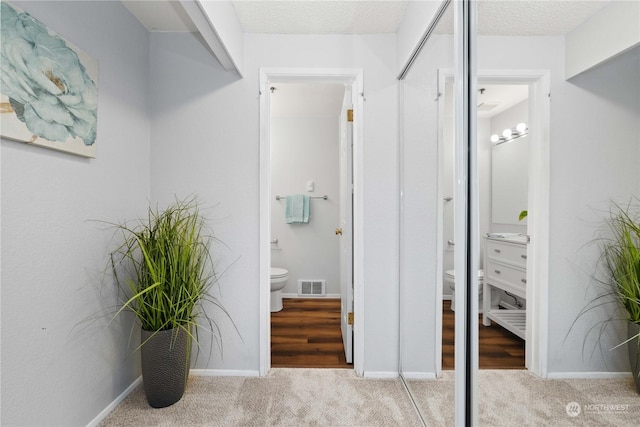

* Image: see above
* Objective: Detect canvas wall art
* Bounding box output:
[1,2,99,158]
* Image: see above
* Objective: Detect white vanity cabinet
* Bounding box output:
[482,236,527,340]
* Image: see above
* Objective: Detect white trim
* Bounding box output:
[85,377,142,427]
[363,371,400,379]
[546,372,632,380]
[190,369,260,377]
[259,69,271,376]
[400,372,438,380]
[259,67,365,378]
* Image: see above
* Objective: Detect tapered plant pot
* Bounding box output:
[629,322,640,394]
[141,328,191,408]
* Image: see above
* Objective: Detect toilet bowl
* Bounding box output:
[445,269,499,313]
[270,267,288,312]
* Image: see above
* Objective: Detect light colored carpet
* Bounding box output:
[408,370,638,426]
[101,369,639,426]
[100,369,423,426]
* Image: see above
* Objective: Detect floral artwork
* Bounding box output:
[1,2,98,158]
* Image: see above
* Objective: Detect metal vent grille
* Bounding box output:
[298,280,326,296]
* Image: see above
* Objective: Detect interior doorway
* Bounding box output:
[258,68,365,376]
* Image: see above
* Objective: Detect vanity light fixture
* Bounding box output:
[491,122,528,145]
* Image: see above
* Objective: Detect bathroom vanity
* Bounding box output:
[482,235,527,339]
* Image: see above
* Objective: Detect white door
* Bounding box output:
[339,89,354,364]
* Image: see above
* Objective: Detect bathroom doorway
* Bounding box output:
[436,70,551,376]
[258,69,364,375]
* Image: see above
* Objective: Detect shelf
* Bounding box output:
[485,309,526,340]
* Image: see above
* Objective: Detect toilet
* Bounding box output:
[445,269,499,313]
[270,267,289,312]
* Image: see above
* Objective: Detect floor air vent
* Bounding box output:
[298,280,326,297]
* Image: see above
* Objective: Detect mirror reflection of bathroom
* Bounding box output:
[442,82,529,370]
[269,82,354,369]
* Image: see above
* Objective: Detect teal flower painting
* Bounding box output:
[1,2,98,158]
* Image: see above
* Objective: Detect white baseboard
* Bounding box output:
[400,372,438,380]
[86,376,142,427]
[282,293,341,299]
[363,371,399,379]
[442,295,452,301]
[546,371,632,379]
[190,369,260,377]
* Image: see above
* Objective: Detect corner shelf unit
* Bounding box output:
[483,236,527,340]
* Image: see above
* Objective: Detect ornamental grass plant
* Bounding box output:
[601,201,640,332]
[572,199,640,357]
[109,197,227,351]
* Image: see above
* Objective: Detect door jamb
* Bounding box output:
[258,68,365,376]
[435,68,550,378]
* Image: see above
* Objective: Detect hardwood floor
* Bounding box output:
[271,298,351,368]
[442,300,525,370]
[270,298,524,370]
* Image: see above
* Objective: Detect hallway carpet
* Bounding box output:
[100,369,422,427]
[101,369,639,426]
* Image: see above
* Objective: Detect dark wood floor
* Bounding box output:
[442,300,525,370]
[271,298,350,368]
[270,298,524,370]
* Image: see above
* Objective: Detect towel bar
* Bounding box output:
[275,195,328,200]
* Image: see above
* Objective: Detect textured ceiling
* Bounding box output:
[123,0,612,36]
[232,0,408,34]
[435,0,611,36]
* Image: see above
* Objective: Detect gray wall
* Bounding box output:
[1,1,150,425]
[149,32,400,375]
[271,116,341,296]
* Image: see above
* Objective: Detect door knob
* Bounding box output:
[335,228,343,235]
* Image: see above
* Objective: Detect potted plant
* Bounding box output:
[108,196,228,407]
[577,200,640,393]
[599,201,640,392]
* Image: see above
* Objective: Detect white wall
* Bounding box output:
[149,32,400,375]
[565,0,640,79]
[1,1,150,425]
[396,0,442,76]
[489,99,528,234]
[271,116,340,296]
[400,33,452,374]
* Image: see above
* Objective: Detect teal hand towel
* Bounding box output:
[285,195,310,224]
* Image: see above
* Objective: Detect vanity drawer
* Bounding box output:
[485,261,527,297]
[486,240,527,268]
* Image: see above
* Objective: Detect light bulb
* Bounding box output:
[516,122,527,133]
[490,134,500,143]
[502,128,512,138]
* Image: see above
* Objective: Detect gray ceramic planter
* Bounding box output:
[629,322,640,394]
[141,328,190,408]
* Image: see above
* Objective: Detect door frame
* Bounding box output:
[435,69,551,378]
[258,68,365,376]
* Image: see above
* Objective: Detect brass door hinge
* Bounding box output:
[347,109,353,122]
[348,312,354,325]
